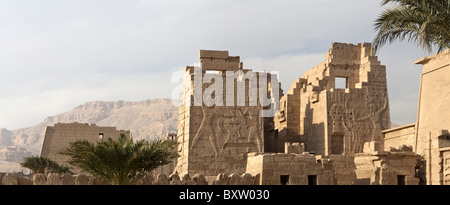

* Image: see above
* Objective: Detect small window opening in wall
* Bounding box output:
[205,70,220,74]
[335,77,347,89]
[397,175,406,185]
[99,133,104,139]
[280,175,290,185]
[308,175,317,185]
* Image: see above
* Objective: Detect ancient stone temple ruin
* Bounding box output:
[274,43,391,155]
[173,43,425,185]
[40,122,131,172]
[174,50,280,177]
[383,49,450,185]
[36,43,449,185]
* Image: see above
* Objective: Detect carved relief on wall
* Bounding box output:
[276,100,287,122]
[328,87,389,154]
[380,165,397,185]
[190,106,263,158]
[443,152,450,185]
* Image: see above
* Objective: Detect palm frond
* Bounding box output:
[60,134,178,185]
[373,0,450,53]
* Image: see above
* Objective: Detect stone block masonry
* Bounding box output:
[354,141,421,185]
[275,43,391,156]
[0,172,260,185]
[175,50,281,177]
[414,49,450,185]
[40,122,131,173]
[173,44,422,185]
[246,143,335,185]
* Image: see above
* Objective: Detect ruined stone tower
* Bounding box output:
[175,50,280,177]
[275,42,391,156]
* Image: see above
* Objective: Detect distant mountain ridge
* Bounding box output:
[0,98,179,172]
[0,98,402,173]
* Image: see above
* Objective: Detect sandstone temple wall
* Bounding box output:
[175,50,280,177]
[246,142,356,185]
[413,49,450,185]
[246,151,334,185]
[383,49,450,185]
[383,123,416,151]
[40,122,131,173]
[275,43,391,156]
[354,141,421,185]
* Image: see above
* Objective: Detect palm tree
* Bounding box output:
[373,0,450,53]
[60,134,178,185]
[20,156,51,175]
[47,163,73,175]
[20,156,72,175]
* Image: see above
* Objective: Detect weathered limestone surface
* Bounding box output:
[47,173,63,185]
[328,155,356,185]
[169,173,182,185]
[40,122,131,174]
[153,174,169,185]
[75,174,90,185]
[33,173,46,185]
[193,173,208,185]
[354,142,420,185]
[175,50,280,177]
[275,43,391,156]
[383,123,416,151]
[0,172,260,185]
[441,149,450,185]
[181,174,195,185]
[199,50,243,71]
[1,173,18,185]
[213,173,228,185]
[413,49,450,185]
[246,143,334,185]
[62,173,75,185]
[18,177,32,185]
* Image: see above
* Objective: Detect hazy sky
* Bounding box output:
[0,0,427,129]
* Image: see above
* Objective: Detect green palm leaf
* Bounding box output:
[60,134,178,185]
[373,0,450,53]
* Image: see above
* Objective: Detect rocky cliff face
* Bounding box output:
[0,98,179,172]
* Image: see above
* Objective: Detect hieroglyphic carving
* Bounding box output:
[190,106,263,157]
[329,81,389,154]
[176,50,280,176]
[361,89,389,142]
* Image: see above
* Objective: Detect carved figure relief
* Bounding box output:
[329,87,388,154]
[190,106,263,158]
[190,106,220,157]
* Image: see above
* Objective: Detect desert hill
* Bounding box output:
[0,98,179,172]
